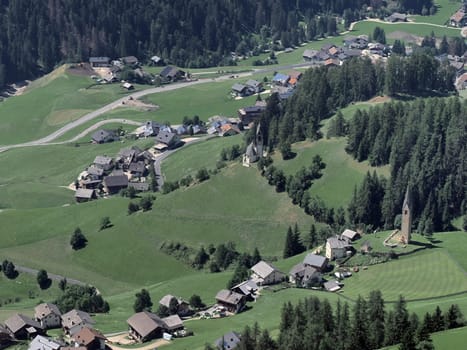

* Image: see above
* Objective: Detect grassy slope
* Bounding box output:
[162,135,243,182]
[0,66,140,145]
[273,138,390,208]
[412,0,461,25]
[384,326,467,350]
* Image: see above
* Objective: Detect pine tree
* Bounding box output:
[133,289,153,312]
[283,226,295,258]
[367,290,385,349]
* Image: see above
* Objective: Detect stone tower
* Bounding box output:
[400,187,412,244]
[255,123,264,159]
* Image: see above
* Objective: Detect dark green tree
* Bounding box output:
[70,227,87,250]
[37,269,51,290]
[133,289,153,312]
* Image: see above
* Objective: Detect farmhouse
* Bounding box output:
[250,260,285,285]
[75,188,97,203]
[127,311,167,342]
[71,327,107,350]
[155,131,180,149]
[341,229,360,241]
[128,182,149,192]
[121,56,139,66]
[86,166,104,179]
[161,315,184,333]
[289,263,322,287]
[28,335,64,350]
[450,7,467,27]
[61,310,94,336]
[91,129,116,144]
[231,280,258,300]
[385,12,408,23]
[272,73,290,86]
[237,105,266,125]
[4,314,44,340]
[93,156,113,171]
[89,57,110,68]
[142,121,161,137]
[159,295,191,317]
[215,331,241,350]
[160,66,185,82]
[326,236,352,260]
[129,161,146,177]
[303,49,319,61]
[245,79,263,94]
[34,303,61,329]
[103,175,128,194]
[231,83,249,97]
[303,253,328,271]
[219,124,241,137]
[215,290,246,314]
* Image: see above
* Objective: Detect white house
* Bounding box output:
[250,261,285,285]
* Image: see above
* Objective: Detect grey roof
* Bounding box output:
[5,314,42,334]
[403,187,411,209]
[231,280,258,295]
[28,336,63,350]
[129,161,146,173]
[155,131,178,145]
[303,253,327,269]
[91,129,115,143]
[289,263,306,277]
[159,294,177,308]
[343,49,362,57]
[128,182,149,191]
[61,310,94,330]
[215,331,241,350]
[245,80,261,88]
[245,143,257,159]
[34,303,61,320]
[215,290,244,306]
[89,57,110,64]
[103,175,128,188]
[327,236,351,249]
[93,155,113,166]
[341,229,359,240]
[75,188,95,199]
[303,49,318,58]
[251,260,278,279]
[232,83,247,92]
[122,56,138,65]
[127,311,166,338]
[161,315,183,331]
[86,166,104,177]
[323,280,341,291]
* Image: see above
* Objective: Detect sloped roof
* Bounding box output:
[215,331,241,350]
[155,131,178,145]
[34,303,61,319]
[303,49,318,58]
[245,79,261,88]
[161,315,183,331]
[91,129,114,143]
[93,155,112,165]
[215,290,244,306]
[232,83,247,92]
[231,280,258,295]
[341,229,359,240]
[103,175,128,188]
[72,327,106,346]
[323,280,341,292]
[75,188,95,199]
[61,310,94,329]
[327,236,351,249]
[86,166,104,177]
[159,295,178,308]
[29,335,63,350]
[272,73,290,83]
[250,261,281,279]
[5,314,42,334]
[127,311,166,338]
[303,253,327,269]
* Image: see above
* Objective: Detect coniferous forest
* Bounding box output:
[0,0,433,86]
[206,292,466,350]
[347,97,466,233]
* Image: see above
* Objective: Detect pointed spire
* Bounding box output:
[403,186,411,209]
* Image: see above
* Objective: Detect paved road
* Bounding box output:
[0,62,316,153]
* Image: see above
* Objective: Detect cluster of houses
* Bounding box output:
[450,2,467,27]
[303,36,391,67]
[88,55,186,86]
[75,145,156,202]
[0,305,106,350]
[231,79,264,97]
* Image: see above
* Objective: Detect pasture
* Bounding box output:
[411,0,461,25]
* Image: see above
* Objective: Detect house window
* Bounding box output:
[404,210,408,215]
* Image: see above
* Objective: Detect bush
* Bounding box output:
[196,168,210,182]
[140,196,153,211]
[70,228,87,250]
[128,202,140,215]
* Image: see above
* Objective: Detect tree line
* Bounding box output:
[207,291,465,350]
[346,97,466,233]
[0,0,433,87]
[258,54,455,154]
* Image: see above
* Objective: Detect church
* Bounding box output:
[242,124,264,167]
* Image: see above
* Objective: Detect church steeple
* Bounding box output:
[400,186,412,244]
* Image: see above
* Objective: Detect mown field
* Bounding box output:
[412,0,461,25]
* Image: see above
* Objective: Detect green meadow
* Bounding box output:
[0,66,143,145]
[412,0,461,25]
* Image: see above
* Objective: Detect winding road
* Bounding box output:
[0,63,315,153]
